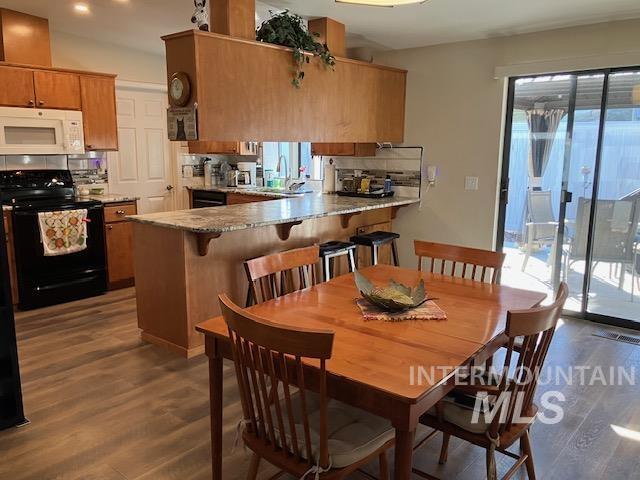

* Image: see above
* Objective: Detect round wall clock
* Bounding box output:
[169,72,191,107]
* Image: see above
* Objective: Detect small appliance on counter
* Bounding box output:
[226,169,239,187]
[237,161,257,189]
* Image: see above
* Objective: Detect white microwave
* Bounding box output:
[0,107,85,155]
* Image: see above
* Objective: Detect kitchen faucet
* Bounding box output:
[276,154,306,192]
[277,154,291,188]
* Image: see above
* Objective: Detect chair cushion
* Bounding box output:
[424,392,495,434]
[350,231,400,246]
[267,392,395,469]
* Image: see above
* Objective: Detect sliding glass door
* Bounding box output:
[497,68,640,328]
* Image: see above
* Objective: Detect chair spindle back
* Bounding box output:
[490,282,568,436]
[414,240,506,284]
[245,245,320,305]
[219,294,335,468]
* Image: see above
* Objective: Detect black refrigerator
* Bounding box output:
[0,207,25,430]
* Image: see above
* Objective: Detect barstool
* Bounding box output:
[350,231,400,267]
[319,241,357,281]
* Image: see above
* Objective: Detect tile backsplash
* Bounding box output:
[330,146,422,197]
[68,152,108,185]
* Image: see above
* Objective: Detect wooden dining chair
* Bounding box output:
[414,240,506,284]
[219,294,395,480]
[414,282,568,480]
[244,245,320,306]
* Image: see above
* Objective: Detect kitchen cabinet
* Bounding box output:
[104,202,137,289]
[163,30,406,143]
[80,75,118,150]
[188,141,258,155]
[355,221,392,267]
[33,70,81,110]
[311,143,377,157]
[0,66,35,107]
[0,65,118,149]
[2,210,18,305]
[226,193,273,205]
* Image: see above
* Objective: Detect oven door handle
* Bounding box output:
[12,205,104,216]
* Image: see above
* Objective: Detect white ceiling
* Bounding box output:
[2,0,640,55]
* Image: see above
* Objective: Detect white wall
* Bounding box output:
[374,19,640,267]
[50,31,166,84]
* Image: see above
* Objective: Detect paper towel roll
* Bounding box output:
[323,159,336,193]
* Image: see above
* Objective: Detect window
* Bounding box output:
[262,142,298,178]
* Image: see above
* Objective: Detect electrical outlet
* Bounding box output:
[465,176,479,191]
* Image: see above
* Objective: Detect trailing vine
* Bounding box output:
[256,10,336,88]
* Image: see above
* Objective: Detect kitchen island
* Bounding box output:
[129,193,419,357]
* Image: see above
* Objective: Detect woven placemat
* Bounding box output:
[356,298,447,322]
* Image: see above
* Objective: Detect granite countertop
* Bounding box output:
[78,193,139,204]
[128,193,420,234]
[187,186,301,199]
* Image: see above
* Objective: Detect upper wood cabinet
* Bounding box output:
[311,143,377,157]
[33,70,81,110]
[163,30,407,143]
[188,140,258,155]
[188,141,239,155]
[0,63,118,150]
[0,66,81,110]
[80,75,118,150]
[0,66,35,107]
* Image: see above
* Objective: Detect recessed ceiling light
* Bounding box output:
[335,0,427,6]
[74,3,90,14]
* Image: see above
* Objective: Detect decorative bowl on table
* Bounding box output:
[354,270,428,312]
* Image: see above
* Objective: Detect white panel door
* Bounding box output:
[108,86,174,214]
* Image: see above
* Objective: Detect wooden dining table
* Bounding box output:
[195,264,547,479]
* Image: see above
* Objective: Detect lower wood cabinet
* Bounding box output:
[3,211,18,305]
[226,193,273,205]
[104,202,137,289]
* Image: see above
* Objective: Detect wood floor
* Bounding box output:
[0,287,638,479]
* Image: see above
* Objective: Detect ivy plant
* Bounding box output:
[256,10,335,88]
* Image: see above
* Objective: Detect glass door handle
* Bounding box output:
[561,190,573,203]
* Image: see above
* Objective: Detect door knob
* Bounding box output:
[166,185,174,191]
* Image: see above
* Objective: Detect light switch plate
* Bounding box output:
[465,176,479,190]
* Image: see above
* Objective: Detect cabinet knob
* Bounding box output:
[86,144,93,149]
[115,210,126,215]
[38,100,45,106]
[28,100,35,106]
[107,225,113,230]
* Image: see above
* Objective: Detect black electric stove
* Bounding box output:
[1,170,107,310]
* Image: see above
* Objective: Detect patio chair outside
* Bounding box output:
[521,190,558,271]
[564,197,640,299]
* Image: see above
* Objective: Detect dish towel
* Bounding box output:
[38,209,88,256]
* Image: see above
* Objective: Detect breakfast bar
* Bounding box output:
[128,194,419,357]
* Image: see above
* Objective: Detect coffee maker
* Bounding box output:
[237,162,257,189]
